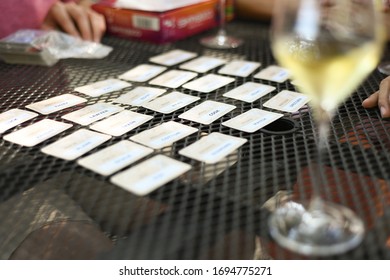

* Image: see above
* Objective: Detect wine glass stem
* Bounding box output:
[218,0,227,37]
[310,107,332,210]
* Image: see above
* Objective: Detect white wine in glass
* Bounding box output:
[200,0,242,49]
[268,0,385,256]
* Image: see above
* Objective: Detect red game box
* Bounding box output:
[92,0,234,43]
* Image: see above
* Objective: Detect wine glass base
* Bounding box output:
[378,61,390,76]
[268,200,365,257]
[200,35,243,49]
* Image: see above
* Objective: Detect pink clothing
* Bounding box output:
[0,0,75,39]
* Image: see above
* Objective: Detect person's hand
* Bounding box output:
[362,76,390,118]
[41,1,106,42]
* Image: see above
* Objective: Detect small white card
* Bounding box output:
[89,110,153,137]
[148,70,198,88]
[222,109,283,133]
[142,91,200,114]
[254,65,290,83]
[178,100,236,125]
[41,129,111,161]
[223,82,276,103]
[149,49,197,66]
[179,132,247,164]
[218,60,261,77]
[0,108,38,134]
[113,87,166,106]
[110,154,191,196]
[118,64,167,82]
[77,140,153,176]
[179,56,226,73]
[25,94,87,115]
[3,119,72,147]
[182,74,235,93]
[263,90,310,113]
[130,121,198,149]
[74,79,131,97]
[62,103,124,126]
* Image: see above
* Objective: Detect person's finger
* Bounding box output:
[377,78,390,117]
[88,11,106,42]
[363,77,390,118]
[41,17,56,31]
[66,3,93,41]
[362,91,379,108]
[50,2,81,38]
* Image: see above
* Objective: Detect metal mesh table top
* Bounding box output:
[0,19,390,260]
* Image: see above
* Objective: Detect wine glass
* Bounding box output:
[268,0,385,256]
[200,0,243,49]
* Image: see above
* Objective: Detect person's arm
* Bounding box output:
[41,0,106,42]
[235,0,275,21]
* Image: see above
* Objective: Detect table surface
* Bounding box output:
[0,19,389,260]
